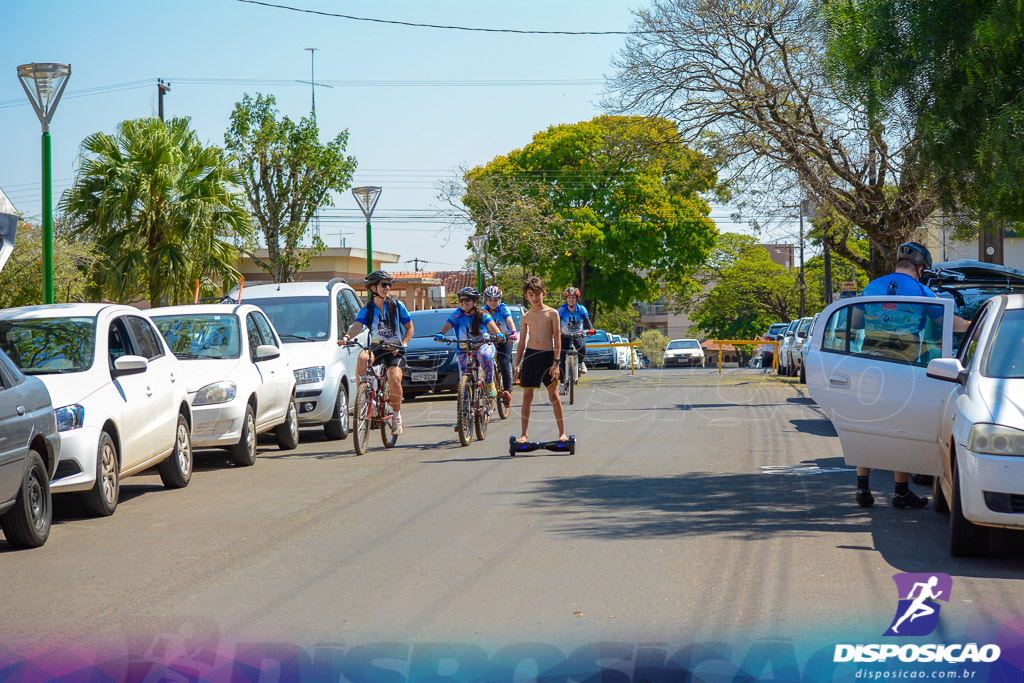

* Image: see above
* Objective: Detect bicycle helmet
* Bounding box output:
[896,242,932,269]
[457,286,480,301]
[364,269,393,286]
[563,287,581,299]
[483,285,503,299]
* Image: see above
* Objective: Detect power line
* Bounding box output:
[236,0,633,35]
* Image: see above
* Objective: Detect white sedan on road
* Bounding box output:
[147,304,299,466]
[0,304,193,517]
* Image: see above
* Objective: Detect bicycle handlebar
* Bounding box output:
[341,338,405,352]
[438,337,499,348]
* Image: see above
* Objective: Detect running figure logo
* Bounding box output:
[883,573,952,637]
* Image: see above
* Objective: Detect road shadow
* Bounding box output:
[519,463,1024,577]
[789,418,838,437]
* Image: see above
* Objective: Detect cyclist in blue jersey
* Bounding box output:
[482,285,518,401]
[558,287,594,394]
[339,270,414,436]
[434,286,507,397]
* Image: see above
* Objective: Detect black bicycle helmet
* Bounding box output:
[457,286,480,301]
[896,242,933,270]
[364,269,393,286]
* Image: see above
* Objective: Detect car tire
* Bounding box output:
[949,456,988,557]
[799,365,806,384]
[933,475,949,514]
[230,405,257,466]
[0,449,51,549]
[324,383,349,441]
[275,399,300,451]
[81,431,119,517]
[158,413,193,489]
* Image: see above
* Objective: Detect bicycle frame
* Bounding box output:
[349,340,402,426]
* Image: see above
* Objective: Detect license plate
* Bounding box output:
[411,372,437,382]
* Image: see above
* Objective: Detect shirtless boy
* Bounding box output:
[513,276,568,443]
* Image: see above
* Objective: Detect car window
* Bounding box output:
[336,290,355,338]
[244,296,330,342]
[957,306,990,369]
[253,311,279,348]
[984,309,1024,379]
[0,317,97,375]
[109,318,134,365]
[127,316,165,360]
[823,301,945,366]
[343,289,362,323]
[246,313,263,358]
[590,330,610,342]
[152,314,242,359]
[0,348,24,385]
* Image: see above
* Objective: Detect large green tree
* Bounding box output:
[61,117,251,305]
[225,94,358,283]
[464,115,719,316]
[820,0,1024,220]
[0,219,96,308]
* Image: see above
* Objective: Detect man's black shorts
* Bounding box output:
[370,344,407,370]
[520,348,556,389]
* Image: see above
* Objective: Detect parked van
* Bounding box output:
[236,279,367,441]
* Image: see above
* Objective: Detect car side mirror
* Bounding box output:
[926,358,967,386]
[255,344,280,361]
[112,355,148,376]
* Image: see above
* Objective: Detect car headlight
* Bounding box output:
[967,424,1024,456]
[194,381,237,406]
[54,404,85,432]
[294,366,326,385]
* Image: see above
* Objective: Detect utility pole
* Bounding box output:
[304,48,318,120]
[407,258,428,272]
[157,79,171,122]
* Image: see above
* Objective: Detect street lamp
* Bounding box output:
[351,186,381,274]
[470,235,487,292]
[18,62,71,305]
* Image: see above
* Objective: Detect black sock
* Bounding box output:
[857,475,870,491]
[895,481,910,496]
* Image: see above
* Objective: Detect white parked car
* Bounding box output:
[613,334,630,369]
[663,339,706,367]
[0,304,193,517]
[797,313,820,384]
[147,304,299,466]
[236,279,367,441]
[777,319,799,375]
[788,316,814,377]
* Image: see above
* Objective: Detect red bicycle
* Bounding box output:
[440,338,498,447]
[346,339,403,455]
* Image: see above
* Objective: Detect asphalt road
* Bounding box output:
[2,367,1023,656]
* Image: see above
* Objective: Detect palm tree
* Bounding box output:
[61,117,251,305]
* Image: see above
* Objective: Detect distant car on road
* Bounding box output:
[663,338,705,367]
[587,330,617,369]
[777,320,800,376]
[761,322,789,367]
[0,347,59,548]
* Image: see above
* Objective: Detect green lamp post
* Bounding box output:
[470,235,486,292]
[17,62,71,305]
[351,186,381,275]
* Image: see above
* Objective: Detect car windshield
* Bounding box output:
[984,309,1024,379]
[667,340,700,350]
[0,317,96,374]
[590,330,610,342]
[244,296,329,342]
[410,310,457,337]
[151,315,241,360]
[767,324,788,335]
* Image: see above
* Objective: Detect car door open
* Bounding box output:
[806,296,954,476]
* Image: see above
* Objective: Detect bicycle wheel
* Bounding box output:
[352,380,373,455]
[474,375,490,441]
[456,374,473,447]
[495,368,511,420]
[566,354,577,405]
[380,378,398,448]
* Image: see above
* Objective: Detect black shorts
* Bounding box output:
[370,345,407,371]
[519,348,556,389]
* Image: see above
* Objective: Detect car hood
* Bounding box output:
[33,372,105,410]
[977,377,1024,428]
[406,337,455,355]
[280,340,330,369]
[176,358,244,393]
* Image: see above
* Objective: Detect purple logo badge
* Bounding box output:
[883,573,952,637]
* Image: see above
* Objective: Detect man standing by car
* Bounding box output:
[852,242,966,509]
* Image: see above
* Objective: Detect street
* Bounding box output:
[2,367,1023,655]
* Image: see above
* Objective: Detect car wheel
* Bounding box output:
[949,456,988,557]
[324,383,349,441]
[275,399,300,451]
[230,405,258,466]
[0,449,52,549]
[81,431,119,517]
[799,365,806,384]
[158,413,193,489]
[933,475,949,514]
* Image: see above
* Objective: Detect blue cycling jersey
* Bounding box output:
[861,273,936,298]
[558,303,590,336]
[356,299,412,344]
[483,302,515,335]
[445,308,496,341]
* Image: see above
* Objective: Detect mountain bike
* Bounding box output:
[345,339,403,455]
[440,338,498,447]
[562,329,595,406]
[493,341,513,420]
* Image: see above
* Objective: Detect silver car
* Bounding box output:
[0,347,60,549]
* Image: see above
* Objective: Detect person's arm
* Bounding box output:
[401,320,414,347]
[582,307,594,331]
[338,321,366,345]
[550,312,562,379]
[436,322,452,337]
[486,320,504,338]
[953,315,969,333]
[505,315,517,335]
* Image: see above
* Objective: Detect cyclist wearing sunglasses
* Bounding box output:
[434,287,507,397]
[339,270,414,435]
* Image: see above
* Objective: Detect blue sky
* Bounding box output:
[1,0,757,274]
